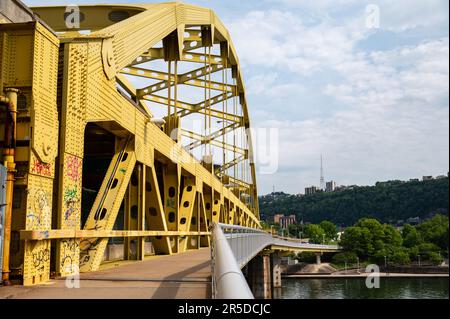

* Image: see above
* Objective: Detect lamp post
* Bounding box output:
[384,255,387,273]
[418,254,421,267]
[344,261,347,274]
[356,256,360,273]
[322,234,325,245]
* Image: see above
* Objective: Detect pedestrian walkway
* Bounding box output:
[0,248,211,299]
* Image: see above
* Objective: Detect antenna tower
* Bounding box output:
[320,154,325,190]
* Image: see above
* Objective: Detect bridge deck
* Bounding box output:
[0,248,211,299]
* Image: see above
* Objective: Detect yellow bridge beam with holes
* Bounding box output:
[0,1,261,286]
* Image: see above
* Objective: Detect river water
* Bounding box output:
[274,277,449,299]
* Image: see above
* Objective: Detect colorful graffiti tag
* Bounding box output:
[66,155,81,182]
[31,158,52,177]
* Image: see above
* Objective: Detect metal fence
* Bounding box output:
[0,164,7,285]
[210,223,254,299]
[210,223,340,299]
[220,223,339,268]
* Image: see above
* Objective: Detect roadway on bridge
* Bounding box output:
[0,248,211,299]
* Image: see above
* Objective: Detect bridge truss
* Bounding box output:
[0,2,260,285]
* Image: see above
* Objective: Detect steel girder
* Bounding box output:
[0,2,261,285]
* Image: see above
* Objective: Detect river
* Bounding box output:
[274,277,449,299]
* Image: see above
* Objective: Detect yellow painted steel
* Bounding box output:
[80,138,137,272]
[144,165,172,254]
[1,20,59,285]
[1,1,261,285]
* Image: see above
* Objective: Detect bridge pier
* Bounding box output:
[316,252,322,265]
[271,253,282,288]
[247,254,272,299]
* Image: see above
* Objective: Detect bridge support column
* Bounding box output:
[316,253,322,265]
[247,254,272,299]
[271,253,282,288]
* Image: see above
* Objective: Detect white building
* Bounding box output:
[325,180,337,192]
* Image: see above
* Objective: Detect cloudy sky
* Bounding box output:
[24,0,449,195]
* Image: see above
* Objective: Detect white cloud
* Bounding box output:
[264,0,449,31]
[231,9,449,193]
[21,0,448,194]
[227,10,368,75]
[376,0,449,31]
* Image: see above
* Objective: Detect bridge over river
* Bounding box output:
[0,224,339,299]
[1,0,339,299]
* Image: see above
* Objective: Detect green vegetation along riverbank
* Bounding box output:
[260,177,448,226]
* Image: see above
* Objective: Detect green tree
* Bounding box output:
[288,223,300,237]
[260,220,270,230]
[258,178,448,226]
[428,252,444,265]
[389,247,410,265]
[402,224,422,248]
[319,220,338,241]
[340,218,403,260]
[272,223,281,233]
[304,224,326,244]
[332,252,358,264]
[416,214,449,250]
[339,226,373,257]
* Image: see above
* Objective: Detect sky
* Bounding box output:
[24,0,450,195]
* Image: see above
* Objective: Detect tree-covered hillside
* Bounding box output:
[259,178,449,226]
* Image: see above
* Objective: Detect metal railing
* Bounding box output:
[220,223,340,268]
[210,223,254,299]
[211,223,340,299]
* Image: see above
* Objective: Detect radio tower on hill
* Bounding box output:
[320,154,325,190]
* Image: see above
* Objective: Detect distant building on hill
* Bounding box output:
[273,214,296,229]
[436,175,447,180]
[422,176,433,181]
[325,180,337,192]
[273,214,283,224]
[406,216,420,225]
[305,186,318,195]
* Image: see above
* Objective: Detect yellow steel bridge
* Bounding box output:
[0,0,261,286]
[0,1,339,294]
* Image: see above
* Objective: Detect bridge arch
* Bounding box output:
[1,2,263,283]
[32,3,259,221]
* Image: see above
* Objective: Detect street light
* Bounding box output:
[322,234,325,244]
[418,254,421,267]
[384,255,387,273]
[356,256,360,273]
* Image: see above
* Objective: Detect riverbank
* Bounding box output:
[283,272,449,278]
[283,262,449,278]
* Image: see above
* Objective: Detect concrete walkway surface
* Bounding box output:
[0,248,212,299]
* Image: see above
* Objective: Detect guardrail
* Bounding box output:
[210,223,340,299]
[210,223,254,299]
